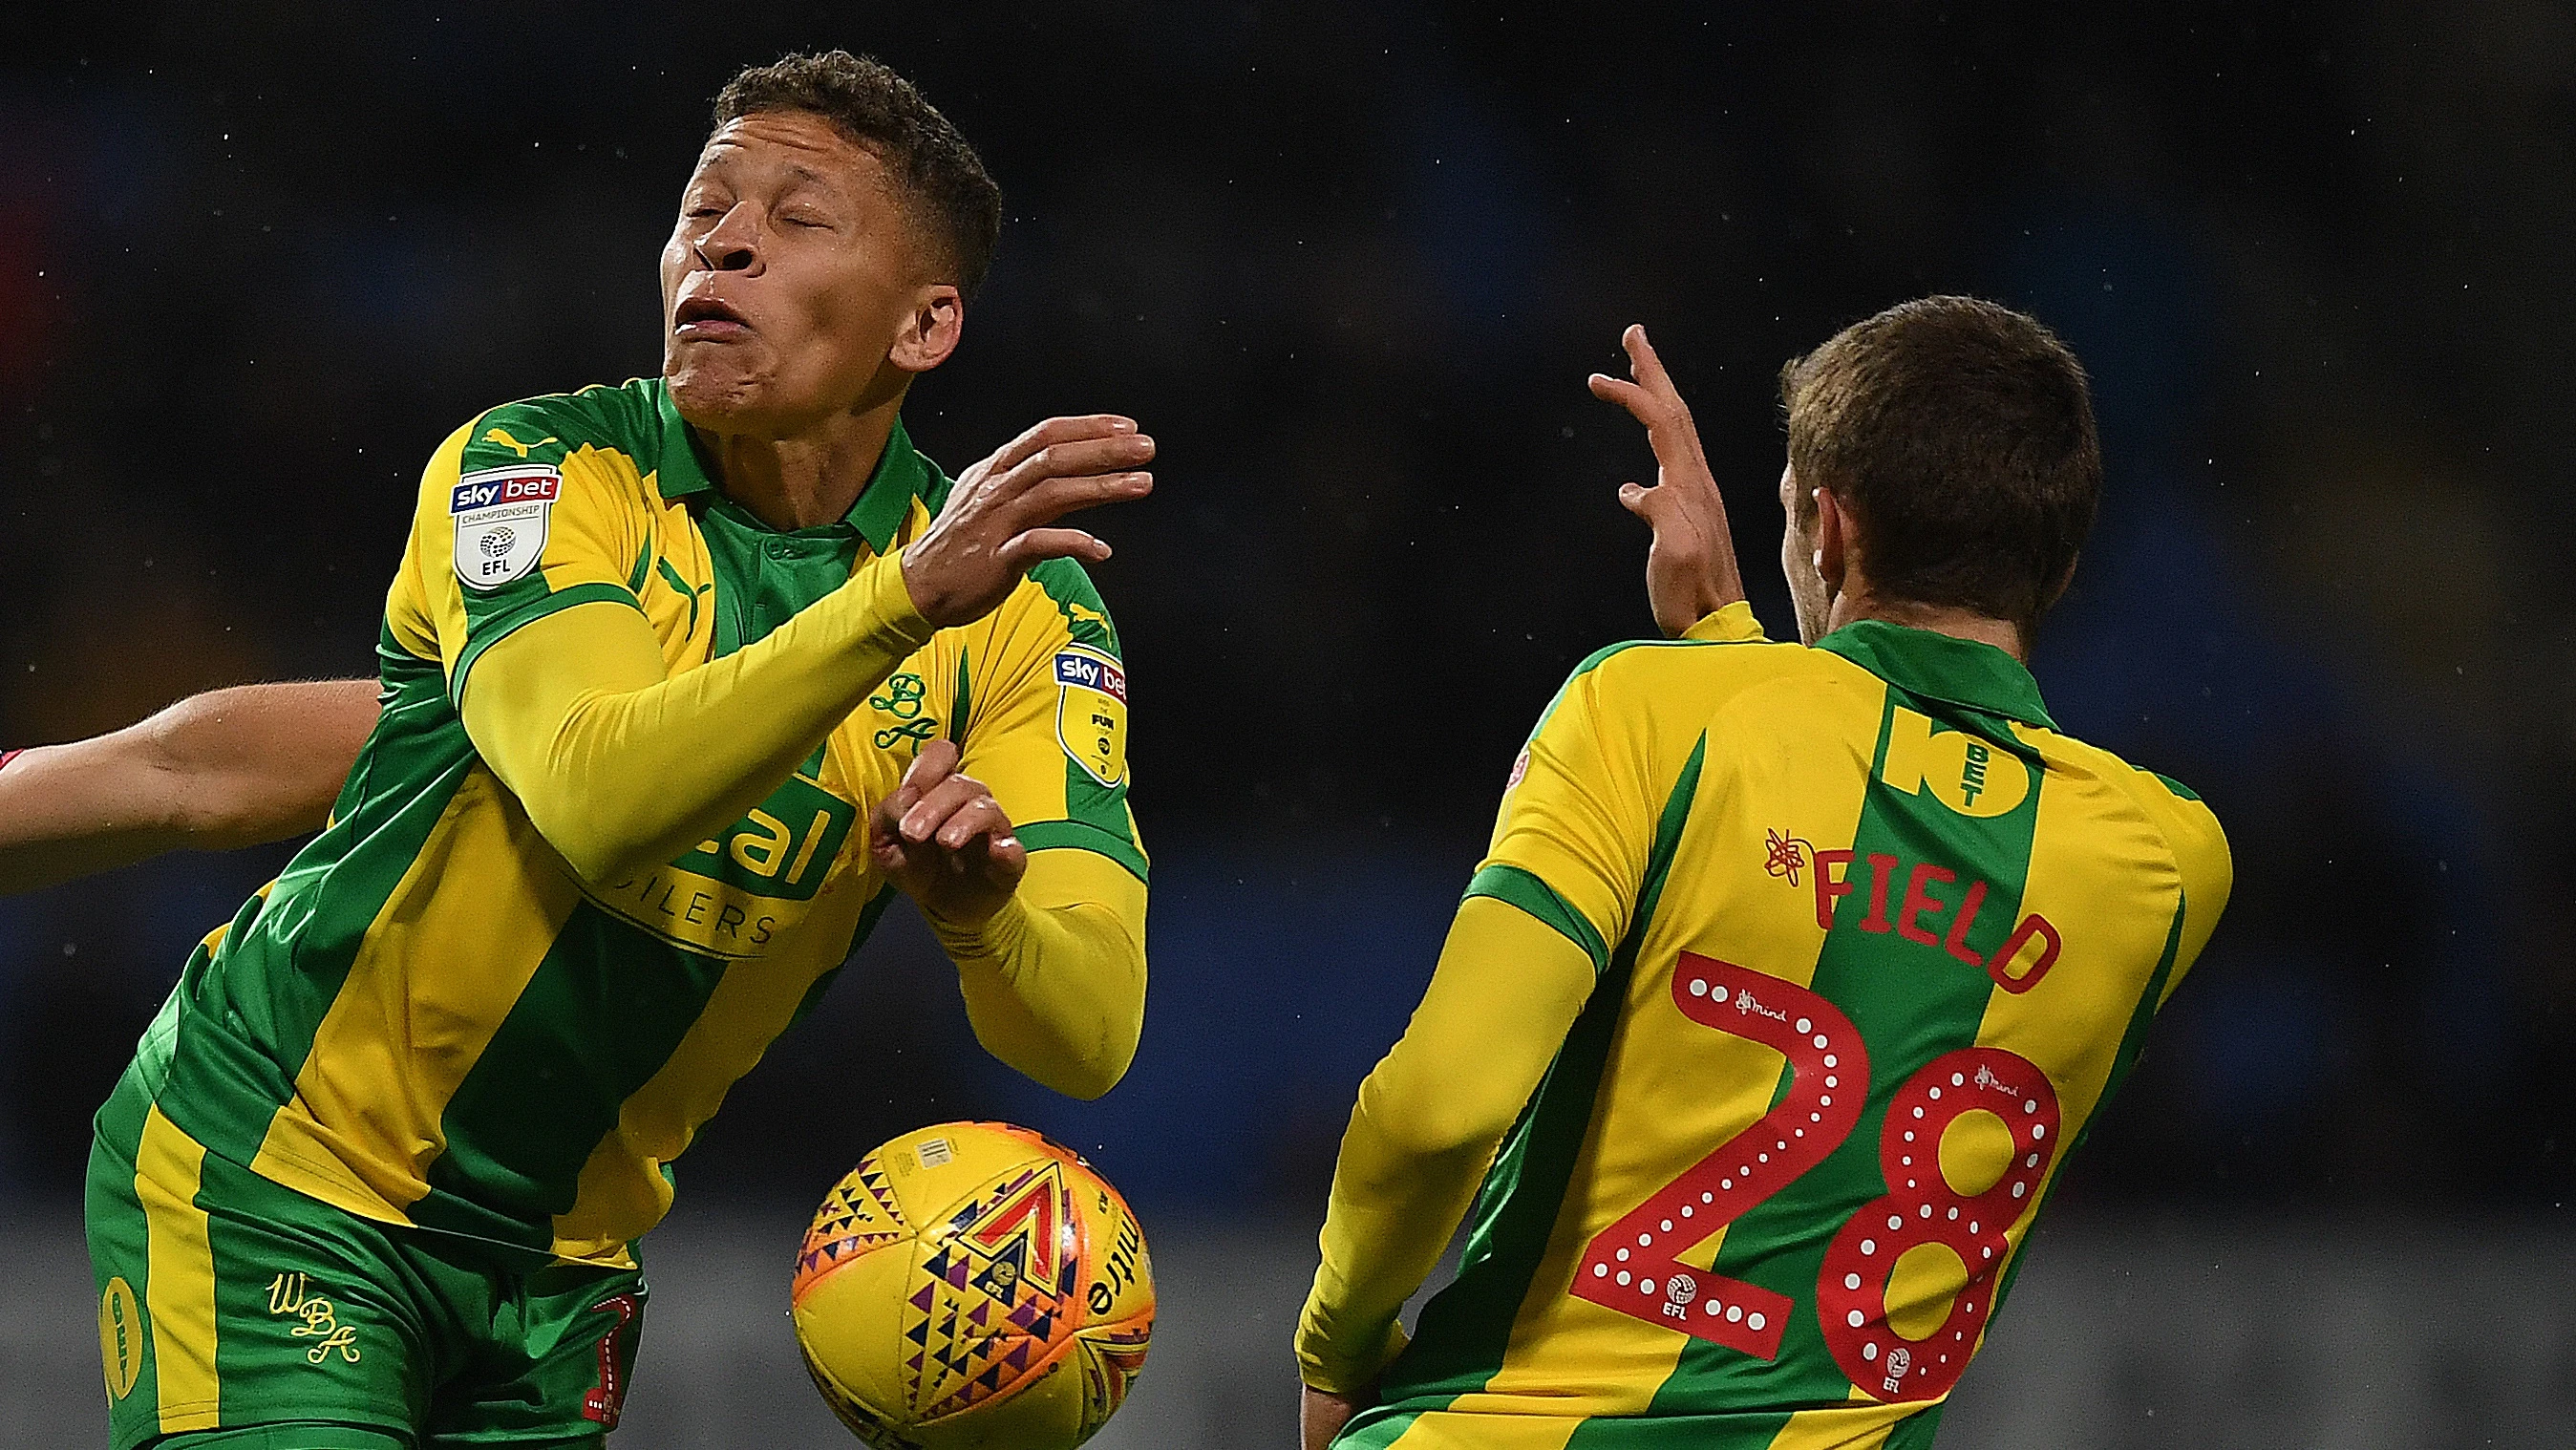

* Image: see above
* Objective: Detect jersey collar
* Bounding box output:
[1817,620,2056,730]
[651,381,936,552]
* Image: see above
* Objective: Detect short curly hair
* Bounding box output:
[713,51,1003,294]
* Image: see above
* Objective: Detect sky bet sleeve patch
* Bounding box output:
[1053,646,1129,787]
[450,464,561,591]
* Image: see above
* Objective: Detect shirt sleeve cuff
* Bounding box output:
[850,548,939,656]
[1296,1311,1411,1396]
[1683,599,1766,643]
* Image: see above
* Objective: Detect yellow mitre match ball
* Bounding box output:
[791,1121,1155,1449]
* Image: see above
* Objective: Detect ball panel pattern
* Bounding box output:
[792,1122,1155,1450]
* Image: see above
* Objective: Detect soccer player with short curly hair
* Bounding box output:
[1298,301,2230,1450]
[78,51,1154,1449]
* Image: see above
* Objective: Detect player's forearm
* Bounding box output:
[930,851,1146,1100]
[1295,897,1597,1393]
[143,681,380,846]
[465,552,936,885]
[0,681,377,895]
[0,737,189,893]
[1296,1098,1489,1394]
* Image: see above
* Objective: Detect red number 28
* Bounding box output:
[1570,953,2059,1403]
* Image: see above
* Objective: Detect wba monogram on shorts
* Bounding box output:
[266,1272,360,1365]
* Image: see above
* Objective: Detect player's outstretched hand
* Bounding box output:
[902,415,1155,629]
[867,739,1026,928]
[1587,325,1748,638]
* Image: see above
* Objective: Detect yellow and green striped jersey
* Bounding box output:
[1346,622,2227,1450]
[110,379,1143,1268]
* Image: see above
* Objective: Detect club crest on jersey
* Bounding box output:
[450,464,560,591]
[1054,646,1129,788]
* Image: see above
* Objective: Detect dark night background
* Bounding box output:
[4,0,2573,1381]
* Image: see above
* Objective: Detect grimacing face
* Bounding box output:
[659,110,956,437]
[1779,463,1832,645]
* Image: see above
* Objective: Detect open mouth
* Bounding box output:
[673,295,749,335]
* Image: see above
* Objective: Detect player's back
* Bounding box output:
[1360,620,2228,1449]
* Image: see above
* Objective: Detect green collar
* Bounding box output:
[651,381,934,552]
[1818,620,2056,730]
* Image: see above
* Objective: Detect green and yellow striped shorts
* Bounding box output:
[86,1072,648,1450]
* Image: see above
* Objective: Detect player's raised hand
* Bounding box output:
[901,415,1155,629]
[1588,326,1748,637]
[867,738,1027,928]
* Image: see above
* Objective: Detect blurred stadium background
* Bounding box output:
[5,3,2573,1445]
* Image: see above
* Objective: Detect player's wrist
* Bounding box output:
[847,549,941,652]
[923,885,1027,954]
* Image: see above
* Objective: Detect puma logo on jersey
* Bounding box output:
[1065,601,1109,631]
[483,426,561,458]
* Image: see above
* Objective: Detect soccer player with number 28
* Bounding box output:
[1298,299,2230,1449]
[82,52,1152,1450]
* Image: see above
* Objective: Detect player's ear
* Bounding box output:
[890,284,963,373]
[1814,487,1850,599]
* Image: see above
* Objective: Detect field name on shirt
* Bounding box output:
[1810,848,2061,992]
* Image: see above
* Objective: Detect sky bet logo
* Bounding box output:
[450,471,561,514]
[1054,649,1127,703]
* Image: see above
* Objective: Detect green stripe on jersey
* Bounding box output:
[153,639,476,1168]
[1331,1411,1420,1450]
[1015,821,1148,885]
[1885,1402,1947,1447]
[1465,863,1610,975]
[1640,688,2047,1418]
[1355,738,1708,1434]
[414,904,731,1248]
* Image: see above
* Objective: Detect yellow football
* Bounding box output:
[791,1122,1154,1449]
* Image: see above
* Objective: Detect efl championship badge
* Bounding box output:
[450,464,561,591]
[1053,647,1129,788]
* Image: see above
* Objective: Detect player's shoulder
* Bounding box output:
[1016,558,1121,657]
[455,378,668,478]
[2035,727,2230,884]
[1557,632,1857,722]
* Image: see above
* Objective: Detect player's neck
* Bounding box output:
[1827,589,2030,663]
[695,390,905,532]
